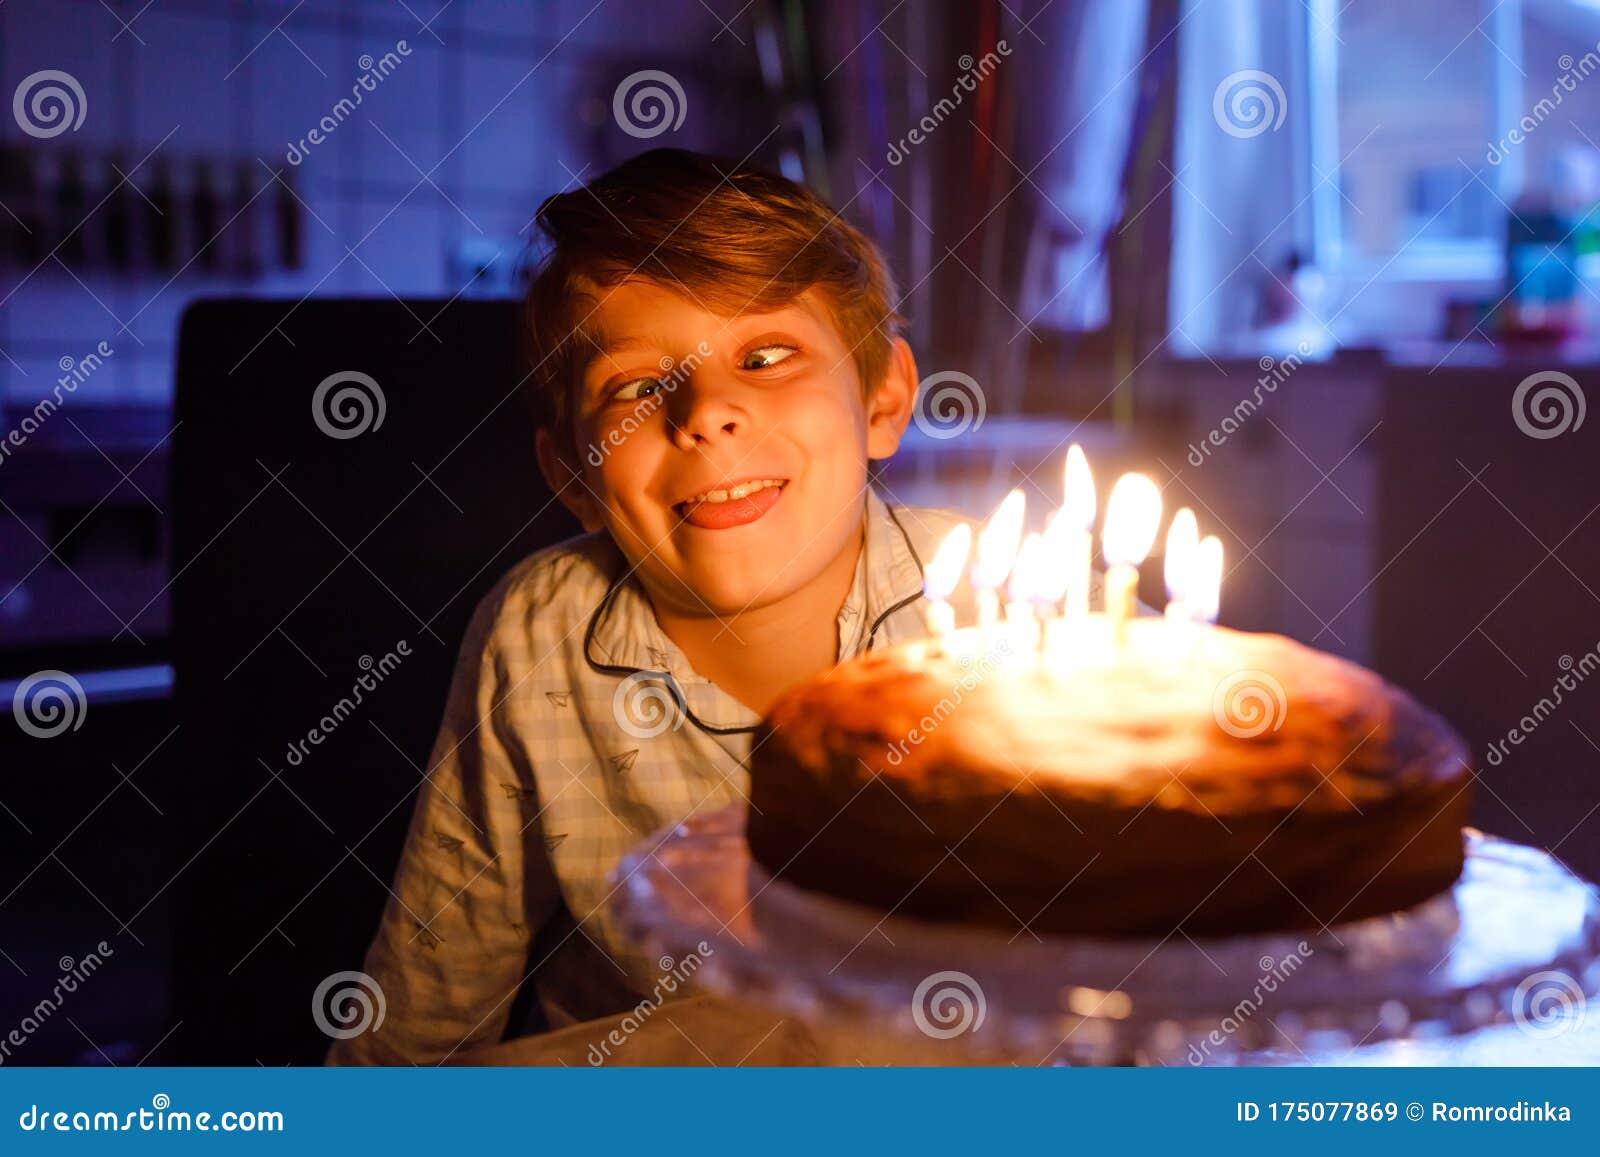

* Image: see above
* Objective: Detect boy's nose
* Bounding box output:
[666,379,746,449]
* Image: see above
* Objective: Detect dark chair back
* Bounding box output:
[170,298,577,1062]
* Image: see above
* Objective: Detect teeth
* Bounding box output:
[683,479,783,506]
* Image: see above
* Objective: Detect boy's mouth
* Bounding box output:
[674,477,788,530]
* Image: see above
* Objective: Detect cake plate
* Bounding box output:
[610,806,1600,1065]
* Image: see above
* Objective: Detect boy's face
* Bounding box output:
[537,278,915,618]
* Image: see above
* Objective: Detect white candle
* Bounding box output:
[1164,508,1199,622]
[1101,473,1162,648]
[1036,513,1073,668]
[922,524,971,645]
[1008,532,1046,656]
[1061,445,1096,623]
[972,489,1026,656]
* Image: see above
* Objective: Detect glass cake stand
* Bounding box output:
[609,806,1600,1065]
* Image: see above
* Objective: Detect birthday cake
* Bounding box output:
[746,619,1473,937]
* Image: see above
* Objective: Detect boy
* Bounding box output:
[329,148,972,1065]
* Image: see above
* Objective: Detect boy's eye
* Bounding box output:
[741,344,797,370]
[610,377,663,403]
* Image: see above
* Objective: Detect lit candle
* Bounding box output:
[1036,513,1073,667]
[972,489,1026,654]
[1101,473,1162,648]
[1007,532,1045,655]
[1191,535,1223,624]
[1163,508,1199,621]
[922,523,972,645]
[1061,445,1096,623]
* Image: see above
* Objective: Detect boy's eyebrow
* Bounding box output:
[576,330,672,376]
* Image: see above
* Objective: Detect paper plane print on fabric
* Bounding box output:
[545,690,571,708]
[499,783,538,802]
[610,749,639,774]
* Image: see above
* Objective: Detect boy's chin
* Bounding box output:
[657,558,816,618]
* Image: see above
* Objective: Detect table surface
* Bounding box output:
[455,995,1597,1067]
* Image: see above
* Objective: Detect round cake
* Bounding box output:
[747,620,1473,937]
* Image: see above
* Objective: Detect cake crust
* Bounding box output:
[747,622,1473,936]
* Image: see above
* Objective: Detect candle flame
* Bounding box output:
[1063,444,1096,531]
[972,488,1026,589]
[923,523,972,602]
[1192,535,1223,623]
[1164,508,1199,604]
[1036,512,1073,603]
[1102,473,1162,568]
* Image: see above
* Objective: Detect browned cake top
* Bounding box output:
[758,620,1470,818]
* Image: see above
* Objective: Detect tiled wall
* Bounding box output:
[0,0,757,411]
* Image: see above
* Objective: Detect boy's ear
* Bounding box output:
[535,427,607,532]
[865,337,919,460]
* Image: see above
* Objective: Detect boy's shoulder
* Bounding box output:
[462,527,621,649]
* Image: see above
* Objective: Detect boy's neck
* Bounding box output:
[652,524,864,718]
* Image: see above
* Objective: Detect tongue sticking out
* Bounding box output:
[678,484,785,530]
